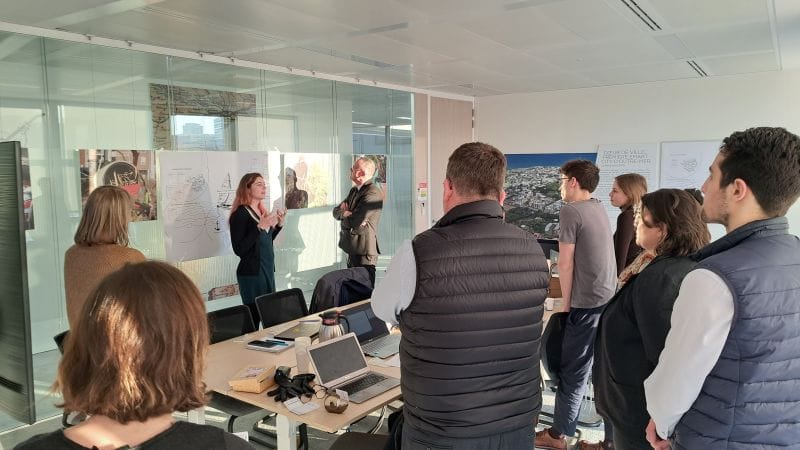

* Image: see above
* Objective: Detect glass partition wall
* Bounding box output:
[0,30,413,430]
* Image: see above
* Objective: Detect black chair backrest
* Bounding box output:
[255,288,309,329]
[54,330,69,354]
[207,305,257,344]
[541,312,569,384]
[310,267,373,313]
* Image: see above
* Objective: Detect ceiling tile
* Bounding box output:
[700,51,780,76]
[320,33,453,68]
[247,47,378,75]
[460,6,584,50]
[648,0,770,30]
[677,21,774,58]
[537,0,642,41]
[265,0,425,31]
[533,37,675,71]
[582,61,699,86]
[64,9,284,54]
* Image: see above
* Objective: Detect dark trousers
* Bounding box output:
[552,304,605,436]
[402,424,534,450]
[347,255,376,286]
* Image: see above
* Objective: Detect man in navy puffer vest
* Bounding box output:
[644,127,800,449]
[372,142,550,450]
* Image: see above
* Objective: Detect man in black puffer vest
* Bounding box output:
[372,142,550,450]
[644,127,800,449]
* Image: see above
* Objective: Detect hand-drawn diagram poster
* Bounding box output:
[595,143,659,233]
[79,149,158,221]
[660,140,725,241]
[504,153,596,239]
[159,151,269,262]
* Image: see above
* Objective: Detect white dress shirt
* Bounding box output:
[370,239,416,325]
[644,268,734,439]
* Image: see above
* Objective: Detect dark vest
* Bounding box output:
[400,200,550,438]
[674,217,800,449]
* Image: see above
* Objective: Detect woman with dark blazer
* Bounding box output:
[583,189,710,450]
[608,173,648,275]
[230,173,285,323]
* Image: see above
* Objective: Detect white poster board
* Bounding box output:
[595,143,660,232]
[660,140,725,241]
[159,151,271,262]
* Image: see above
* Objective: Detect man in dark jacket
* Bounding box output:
[372,142,550,450]
[644,127,800,449]
[333,156,383,285]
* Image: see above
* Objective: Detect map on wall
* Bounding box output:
[504,153,596,239]
[159,151,270,262]
[276,153,335,210]
[78,149,158,221]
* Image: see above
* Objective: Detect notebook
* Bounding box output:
[275,322,319,341]
[341,303,401,358]
[307,333,400,404]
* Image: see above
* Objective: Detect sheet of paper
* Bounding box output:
[284,397,319,415]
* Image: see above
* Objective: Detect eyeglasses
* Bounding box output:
[559,177,570,182]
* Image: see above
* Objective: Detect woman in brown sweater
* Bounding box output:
[64,185,145,328]
[608,173,648,275]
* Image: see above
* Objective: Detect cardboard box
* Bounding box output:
[228,365,276,394]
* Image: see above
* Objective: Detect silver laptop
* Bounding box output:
[341,303,401,358]
[307,333,400,404]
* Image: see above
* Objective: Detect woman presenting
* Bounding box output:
[230,173,285,323]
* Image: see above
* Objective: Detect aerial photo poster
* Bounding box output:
[504,152,596,239]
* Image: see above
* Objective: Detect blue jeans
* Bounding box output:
[552,305,605,436]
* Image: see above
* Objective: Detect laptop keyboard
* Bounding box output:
[337,373,387,394]
[362,334,401,356]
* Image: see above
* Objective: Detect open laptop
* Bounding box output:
[340,303,401,358]
[307,333,400,404]
[274,322,319,341]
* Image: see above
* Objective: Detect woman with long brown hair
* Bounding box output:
[64,185,145,329]
[229,173,285,322]
[608,173,648,275]
[583,189,711,450]
[17,261,254,449]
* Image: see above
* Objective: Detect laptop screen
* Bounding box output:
[342,304,388,343]
[308,334,368,385]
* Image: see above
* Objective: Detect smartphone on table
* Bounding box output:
[246,338,293,353]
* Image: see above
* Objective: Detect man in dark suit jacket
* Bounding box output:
[333,156,383,285]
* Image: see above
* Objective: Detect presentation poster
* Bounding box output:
[279,153,335,210]
[78,149,158,221]
[660,140,725,241]
[504,152,596,239]
[159,151,270,262]
[595,143,660,232]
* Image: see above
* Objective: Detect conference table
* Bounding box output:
[203,300,401,450]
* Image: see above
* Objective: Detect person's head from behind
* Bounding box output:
[230,172,266,220]
[74,185,133,247]
[57,261,208,423]
[702,127,800,230]
[684,188,704,205]
[610,173,647,209]
[444,142,507,213]
[560,160,600,201]
[350,157,377,185]
[636,189,710,256]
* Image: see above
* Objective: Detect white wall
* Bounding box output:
[474,69,800,235]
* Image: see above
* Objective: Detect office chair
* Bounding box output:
[207,305,309,449]
[255,288,309,329]
[538,312,602,431]
[309,267,373,313]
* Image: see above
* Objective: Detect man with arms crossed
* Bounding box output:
[536,160,617,450]
[372,142,550,450]
[333,156,383,285]
[645,127,800,449]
